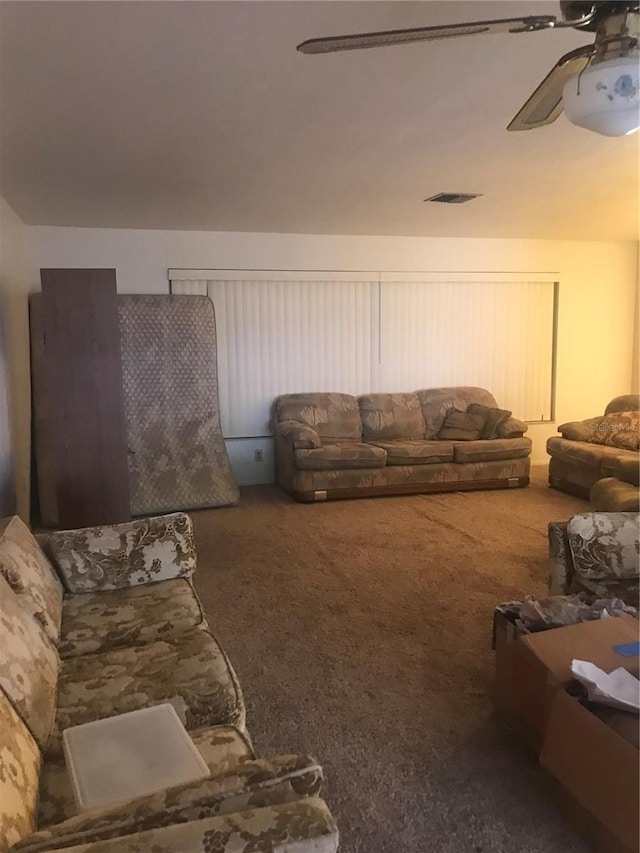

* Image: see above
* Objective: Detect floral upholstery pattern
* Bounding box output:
[452,437,531,464]
[57,578,206,659]
[0,516,63,644]
[274,393,362,441]
[416,387,498,439]
[587,411,640,451]
[274,387,531,500]
[276,421,321,450]
[548,521,571,595]
[15,798,338,853]
[365,440,454,465]
[46,630,245,760]
[37,725,256,829]
[18,756,323,853]
[48,514,196,593]
[547,437,636,472]
[0,688,40,851]
[288,457,530,497]
[549,512,640,605]
[294,443,387,471]
[358,393,426,441]
[548,397,639,499]
[2,511,336,853]
[0,573,59,750]
[466,404,512,440]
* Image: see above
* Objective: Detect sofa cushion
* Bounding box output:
[437,409,485,441]
[547,436,637,472]
[58,578,206,659]
[557,418,601,442]
[467,404,512,440]
[38,725,256,829]
[0,572,59,750]
[0,687,41,851]
[566,512,639,601]
[47,630,245,760]
[587,411,640,451]
[358,393,426,441]
[48,513,196,593]
[605,395,640,415]
[0,515,63,644]
[452,437,532,463]
[366,440,454,465]
[294,443,387,471]
[275,393,362,441]
[416,387,498,438]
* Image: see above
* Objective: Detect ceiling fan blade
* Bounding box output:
[297,15,558,55]
[507,45,594,131]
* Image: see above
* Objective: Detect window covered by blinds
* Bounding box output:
[170,270,557,436]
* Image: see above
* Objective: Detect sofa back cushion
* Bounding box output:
[358,393,426,441]
[567,512,640,581]
[0,686,41,850]
[0,571,59,749]
[587,411,640,452]
[416,387,498,439]
[274,393,362,442]
[0,516,63,645]
[605,395,640,415]
[48,513,197,593]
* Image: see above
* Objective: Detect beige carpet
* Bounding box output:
[191,465,592,853]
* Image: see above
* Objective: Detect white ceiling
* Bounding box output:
[0,1,638,240]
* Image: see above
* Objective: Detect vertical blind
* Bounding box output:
[170,270,557,436]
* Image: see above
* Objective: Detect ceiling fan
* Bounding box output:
[297,2,640,137]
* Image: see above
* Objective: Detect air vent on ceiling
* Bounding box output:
[424,193,482,204]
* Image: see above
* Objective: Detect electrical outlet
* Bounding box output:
[254,449,263,462]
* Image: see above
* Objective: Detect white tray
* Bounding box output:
[62,703,210,811]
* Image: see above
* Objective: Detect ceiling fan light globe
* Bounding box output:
[562,57,640,137]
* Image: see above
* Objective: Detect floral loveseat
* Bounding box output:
[0,513,338,853]
[272,387,531,502]
[547,394,640,501]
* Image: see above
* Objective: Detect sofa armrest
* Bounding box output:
[47,513,197,593]
[609,456,640,487]
[548,521,572,595]
[556,417,600,442]
[14,798,338,853]
[14,755,325,853]
[276,420,321,450]
[496,417,528,438]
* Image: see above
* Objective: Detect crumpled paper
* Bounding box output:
[571,660,640,713]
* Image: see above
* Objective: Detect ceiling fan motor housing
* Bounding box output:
[560,1,640,31]
[562,6,640,136]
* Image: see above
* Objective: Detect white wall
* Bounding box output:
[0,196,30,517]
[26,226,638,484]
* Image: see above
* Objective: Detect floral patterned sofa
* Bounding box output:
[0,513,338,853]
[548,511,640,606]
[272,387,531,502]
[547,394,640,501]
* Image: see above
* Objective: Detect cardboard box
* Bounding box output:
[541,682,639,853]
[493,611,638,751]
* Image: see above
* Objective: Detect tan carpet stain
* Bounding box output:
[191,466,591,853]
